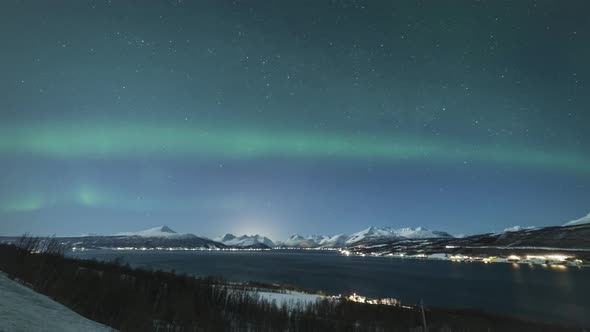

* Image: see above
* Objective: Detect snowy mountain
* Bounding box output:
[318,234,349,248]
[344,226,452,245]
[346,223,590,261]
[115,226,195,239]
[37,226,226,250]
[276,226,453,248]
[345,226,401,245]
[214,233,274,248]
[394,227,454,239]
[564,213,590,227]
[215,233,237,242]
[503,225,536,233]
[279,235,322,248]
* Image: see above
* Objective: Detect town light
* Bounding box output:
[547,255,568,261]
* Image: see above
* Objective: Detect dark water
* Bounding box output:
[71,250,590,327]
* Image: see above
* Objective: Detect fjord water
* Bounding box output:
[72,250,590,327]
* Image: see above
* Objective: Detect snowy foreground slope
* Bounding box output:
[255,290,323,308]
[564,212,590,226]
[0,273,114,332]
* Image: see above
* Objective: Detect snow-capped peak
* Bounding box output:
[563,212,590,227]
[345,226,398,244]
[277,226,454,248]
[318,234,349,247]
[503,225,536,233]
[215,233,274,247]
[287,234,306,241]
[157,226,175,233]
[115,226,193,238]
[214,233,237,242]
[345,226,453,244]
[279,234,324,248]
[394,227,453,239]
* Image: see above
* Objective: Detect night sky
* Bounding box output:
[1,0,589,239]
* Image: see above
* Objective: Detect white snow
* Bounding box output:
[214,233,237,242]
[115,226,194,238]
[503,226,537,233]
[394,227,453,239]
[214,233,274,247]
[279,235,322,248]
[563,213,590,226]
[318,234,349,247]
[277,226,453,247]
[256,290,323,308]
[0,272,114,332]
[345,226,399,244]
[427,253,448,260]
[279,234,347,248]
[345,226,452,244]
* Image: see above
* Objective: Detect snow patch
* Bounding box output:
[0,272,114,331]
[278,226,453,247]
[115,226,194,238]
[214,234,274,247]
[279,235,323,248]
[256,290,323,308]
[318,234,349,247]
[503,226,537,233]
[346,226,452,244]
[564,213,590,227]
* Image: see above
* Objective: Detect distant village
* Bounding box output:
[339,249,585,268]
[337,293,403,307]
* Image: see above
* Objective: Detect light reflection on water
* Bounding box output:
[71,250,590,327]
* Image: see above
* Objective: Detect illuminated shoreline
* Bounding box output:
[339,249,586,268]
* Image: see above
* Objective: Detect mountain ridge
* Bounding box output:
[115,225,195,238]
[214,233,274,248]
[275,226,453,248]
[2,220,589,252]
[564,213,590,227]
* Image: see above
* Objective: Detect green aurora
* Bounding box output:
[1,123,588,175]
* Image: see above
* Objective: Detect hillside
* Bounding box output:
[346,223,590,261]
[0,273,113,331]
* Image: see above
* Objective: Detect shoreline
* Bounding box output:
[2,241,588,331]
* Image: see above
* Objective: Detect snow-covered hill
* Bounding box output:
[215,233,237,243]
[214,233,274,248]
[345,226,401,245]
[0,272,113,331]
[115,226,195,239]
[256,290,323,308]
[345,226,452,245]
[279,235,322,248]
[503,225,536,233]
[318,234,349,247]
[394,227,453,239]
[277,226,453,248]
[564,213,590,227]
[48,226,225,250]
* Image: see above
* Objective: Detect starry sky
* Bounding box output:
[1,0,589,239]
